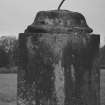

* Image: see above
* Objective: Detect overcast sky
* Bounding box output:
[0,0,105,46]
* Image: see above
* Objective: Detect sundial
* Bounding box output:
[18,1,100,105]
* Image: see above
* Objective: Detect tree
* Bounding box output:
[0,46,9,67]
[0,36,18,67]
[100,45,105,68]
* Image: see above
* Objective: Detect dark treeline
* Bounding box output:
[100,45,105,68]
[0,36,18,73]
[0,47,9,67]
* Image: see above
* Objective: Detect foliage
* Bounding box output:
[100,46,105,68]
[0,46,9,67]
[0,35,18,73]
[0,67,18,73]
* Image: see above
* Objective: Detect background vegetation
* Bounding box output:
[0,36,18,73]
[100,46,105,68]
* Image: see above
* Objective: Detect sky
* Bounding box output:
[0,0,105,46]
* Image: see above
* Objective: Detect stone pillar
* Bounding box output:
[18,10,100,105]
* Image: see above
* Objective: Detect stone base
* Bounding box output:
[17,33,100,105]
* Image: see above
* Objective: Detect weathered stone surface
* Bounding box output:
[18,10,100,105]
[25,10,93,33]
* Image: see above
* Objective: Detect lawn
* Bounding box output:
[0,74,17,105]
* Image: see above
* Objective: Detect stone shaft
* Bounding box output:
[18,32,100,105]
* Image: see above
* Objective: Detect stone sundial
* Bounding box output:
[18,1,100,105]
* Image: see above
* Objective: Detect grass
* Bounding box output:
[0,74,17,105]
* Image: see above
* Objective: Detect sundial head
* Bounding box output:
[25,9,93,33]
